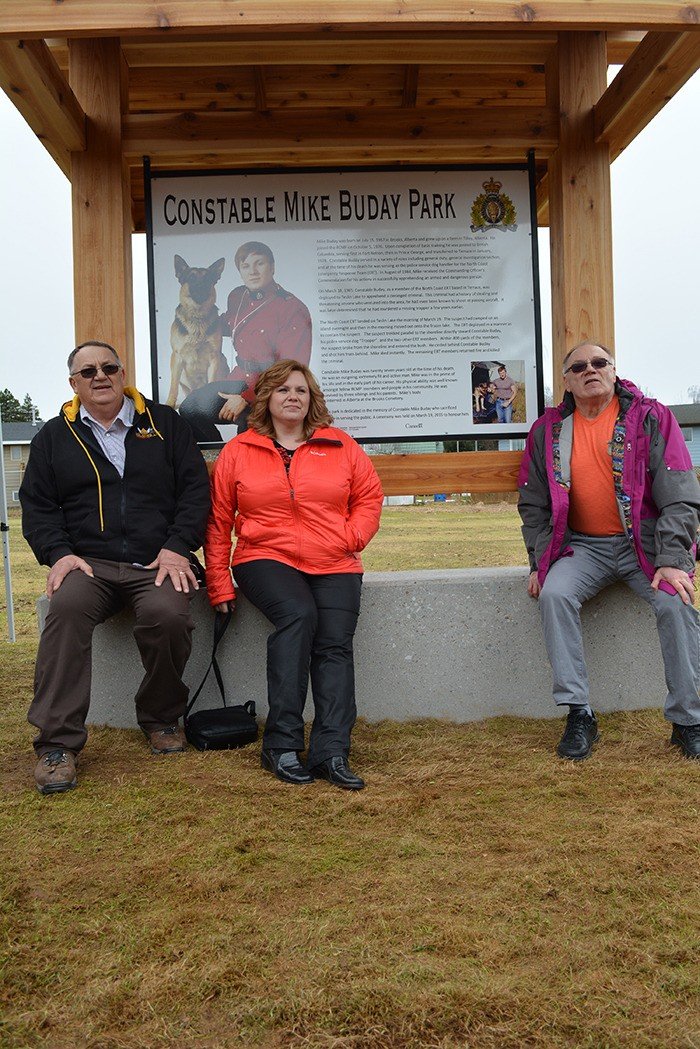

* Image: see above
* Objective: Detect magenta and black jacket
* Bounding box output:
[518,379,700,594]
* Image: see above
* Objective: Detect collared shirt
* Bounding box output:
[80,396,135,478]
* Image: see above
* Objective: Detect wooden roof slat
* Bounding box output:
[417,65,545,107]
[0,37,85,175]
[2,2,700,37]
[253,66,268,111]
[402,66,419,108]
[120,32,559,67]
[128,66,256,112]
[264,66,404,109]
[594,30,700,159]
[128,65,410,113]
[122,105,558,162]
[106,35,551,119]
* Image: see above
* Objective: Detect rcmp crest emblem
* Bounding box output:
[470,178,517,232]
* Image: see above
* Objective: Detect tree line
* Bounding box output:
[0,389,42,423]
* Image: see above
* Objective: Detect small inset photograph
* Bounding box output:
[470,359,526,424]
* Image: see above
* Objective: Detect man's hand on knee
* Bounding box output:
[146,548,199,593]
[46,555,94,597]
[651,567,696,605]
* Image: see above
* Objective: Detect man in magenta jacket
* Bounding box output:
[518,341,700,762]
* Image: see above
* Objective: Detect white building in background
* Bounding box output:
[669,404,700,469]
[2,422,43,505]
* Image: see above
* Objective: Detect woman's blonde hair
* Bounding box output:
[248,359,334,439]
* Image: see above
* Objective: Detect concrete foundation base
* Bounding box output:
[37,568,668,730]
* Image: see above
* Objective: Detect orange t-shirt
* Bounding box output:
[568,396,624,536]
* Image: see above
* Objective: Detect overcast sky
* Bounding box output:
[0,71,698,421]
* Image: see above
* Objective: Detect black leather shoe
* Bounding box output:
[261,749,314,784]
[556,710,599,761]
[310,756,365,790]
[670,723,700,759]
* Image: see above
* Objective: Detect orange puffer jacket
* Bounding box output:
[204,427,384,606]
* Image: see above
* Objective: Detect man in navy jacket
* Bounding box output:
[20,341,211,794]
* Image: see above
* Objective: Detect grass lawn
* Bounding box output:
[1,505,699,1049]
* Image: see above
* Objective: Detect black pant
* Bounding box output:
[179,380,249,441]
[233,560,363,766]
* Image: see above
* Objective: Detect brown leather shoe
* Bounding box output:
[146,726,187,754]
[34,749,77,795]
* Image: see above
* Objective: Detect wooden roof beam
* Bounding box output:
[0,37,85,176]
[43,31,647,72]
[118,33,559,67]
[2,2,700,37]
[594,31,700,160]
[122,106,558,163]
[130,145,543,175]
[536,28,648,227]
[606,31,646,65]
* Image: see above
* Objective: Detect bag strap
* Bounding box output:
[185,609,232,717]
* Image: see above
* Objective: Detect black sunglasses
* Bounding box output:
[564,357,613,375]
[71,363,121,379]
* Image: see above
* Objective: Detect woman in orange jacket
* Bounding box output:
[205,359,384,789]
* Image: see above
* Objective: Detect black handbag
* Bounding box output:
[184,610,258,751]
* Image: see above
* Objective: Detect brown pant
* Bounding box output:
[29,558,195,755]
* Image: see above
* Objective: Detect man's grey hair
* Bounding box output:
[562,341,615,374]
[67,341,121,372]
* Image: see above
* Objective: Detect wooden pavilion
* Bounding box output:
[1,3,698,493]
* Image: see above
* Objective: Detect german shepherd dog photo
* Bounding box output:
[167,255,229,408]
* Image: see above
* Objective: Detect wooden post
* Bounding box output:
[69,39,135,380]
[549,32,614,401]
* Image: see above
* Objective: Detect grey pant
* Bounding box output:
[539,534,700,725]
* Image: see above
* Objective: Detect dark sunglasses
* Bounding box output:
[70,363,121,379]
[564,357,613,375]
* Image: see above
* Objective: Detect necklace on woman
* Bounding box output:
[273,441,297,472]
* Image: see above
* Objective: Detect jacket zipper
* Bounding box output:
[120,483,128,561]
[286,455,303,567]
[120,429,133,561]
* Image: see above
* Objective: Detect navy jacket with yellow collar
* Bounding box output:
[20,388,210,568]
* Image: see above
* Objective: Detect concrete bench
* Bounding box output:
[37,568,668,729]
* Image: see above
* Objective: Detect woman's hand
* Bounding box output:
[214,601,233,613]
[218,393,247,422]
